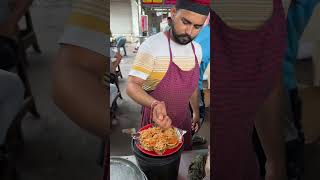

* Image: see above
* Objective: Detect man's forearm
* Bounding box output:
[53,65,108,138]
[255,81,286,166]
[53,46,108,138]
[126,80,157,108]
[190,88,200,117]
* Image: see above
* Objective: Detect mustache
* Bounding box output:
[176,34,192,40]
[171,26,194,44]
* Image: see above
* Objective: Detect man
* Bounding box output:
[284,1,319,179]
[53,0,109,138]
[0,0,33,178]
[109,49,122,126]
[126,0,210,150]
[110,49,122,74]
[160,13,169,32]
[164,17,173,32]
[192,17,210,146]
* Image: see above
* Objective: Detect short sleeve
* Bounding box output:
[58,0,109,57]
[128,41,155,80]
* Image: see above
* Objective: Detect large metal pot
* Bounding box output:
[110,157,147,180]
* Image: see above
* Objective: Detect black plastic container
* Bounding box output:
[131,139,184,180]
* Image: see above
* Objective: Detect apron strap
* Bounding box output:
[273,0,283,13]
[165,31,173,62]
[190,41,199,65]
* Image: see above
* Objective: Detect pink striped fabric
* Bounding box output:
[211,0,287,179]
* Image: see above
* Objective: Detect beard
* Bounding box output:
[171,25,194,45]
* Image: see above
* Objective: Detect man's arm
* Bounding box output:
[190,88,200,117]
[52,44,108,138]
[255,80,287,179]
[126,76,157,108]
[126,76,171,128]
[190,88,200,132]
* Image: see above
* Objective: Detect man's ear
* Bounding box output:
[171,8,177,19]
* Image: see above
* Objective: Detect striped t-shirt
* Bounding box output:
[129,32,202,91]
[58,0,109,57]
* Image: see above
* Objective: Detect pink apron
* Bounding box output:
[141,32,200,150]
[211,0,287,178]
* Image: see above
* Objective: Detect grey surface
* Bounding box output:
[110,157,146,180]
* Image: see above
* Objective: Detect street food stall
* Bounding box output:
[109,1,210,179]
[110,125,209,180]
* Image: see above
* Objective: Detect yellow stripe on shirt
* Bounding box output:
[132,57,198,91]
[68,12,108,34]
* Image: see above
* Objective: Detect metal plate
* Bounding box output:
[110,157,146,180]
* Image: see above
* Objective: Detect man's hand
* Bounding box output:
[152,101,172,129]
[127,76,172,129]
[265,160,287,180]
[191,113,200,133]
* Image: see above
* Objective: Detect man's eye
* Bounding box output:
[194,26,201,29]
[182,20,188,25]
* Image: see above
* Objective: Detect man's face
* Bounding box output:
[171,8,207,45]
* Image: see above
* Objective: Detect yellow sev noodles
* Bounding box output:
[140,127,179,155]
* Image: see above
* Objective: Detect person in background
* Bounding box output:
[0,0,33,178]
[127,0,210,150]
[109,48,122,126]
[110,49,122,74]
[254,0,320,179]
[160,13,169,32]
[192,15,210,146]
[164,17,173,32]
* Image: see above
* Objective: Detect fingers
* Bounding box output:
[151,102,171,129]
[154,116,171,129]
[159,102,167,120]
[163,116,172,129]
[192,122,200,132]
[154,102,167,121]
[195,123,199,132]
[155,107,163,120]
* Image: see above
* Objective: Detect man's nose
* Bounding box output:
[185,25,193,36]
